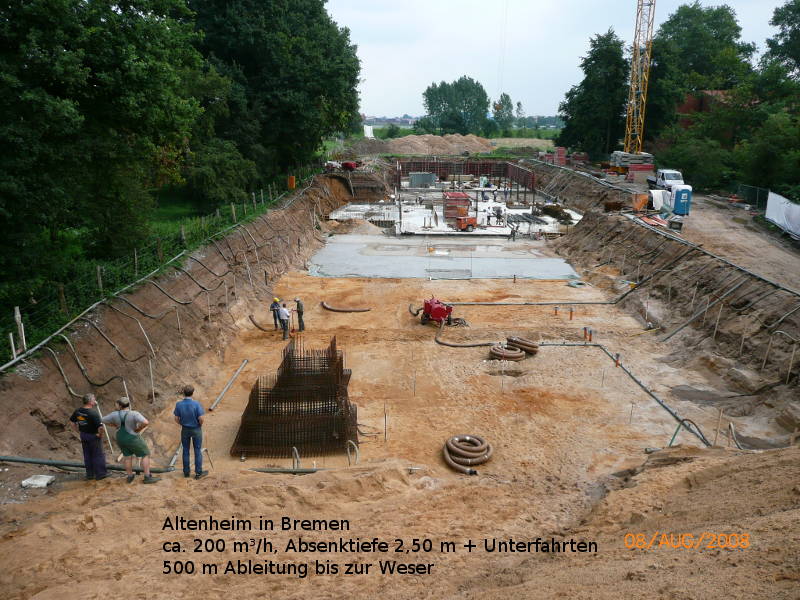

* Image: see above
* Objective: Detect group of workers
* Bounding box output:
[68,296,310,482]
[70,385,208,484]
[268,297,305,340]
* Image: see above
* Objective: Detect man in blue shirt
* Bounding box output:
[173,385,207,479]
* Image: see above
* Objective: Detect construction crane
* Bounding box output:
[623,0,656,154]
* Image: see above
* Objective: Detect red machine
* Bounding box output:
[455,216,477,232]
[421,297,453,325]
[341,161,360,171]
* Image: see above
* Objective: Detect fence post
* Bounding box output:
[180,225,186,246]
[231,203,236,222]
[96,265,103,294]
[216,208,220,219]
[14,306,26,351]
[58,284,67,315]
[8,332,16,359]
[252,192,257,210]
[260,188,264,204]
[134,248,138,277]
[157,238,164,262]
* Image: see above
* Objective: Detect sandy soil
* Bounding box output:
[490,137,555,149]
[1,239,797,598]
[349,134,494,156]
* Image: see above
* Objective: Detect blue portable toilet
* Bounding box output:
[671,185,692,216]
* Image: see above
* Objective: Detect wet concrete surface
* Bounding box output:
[309,235,580,279]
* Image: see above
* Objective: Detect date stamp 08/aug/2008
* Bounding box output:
[624,531,751,551]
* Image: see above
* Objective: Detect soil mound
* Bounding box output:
[347,134,494,156]
[330,218,384,235]
[387,134,493,155]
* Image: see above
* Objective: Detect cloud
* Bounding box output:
[327,0,783,117]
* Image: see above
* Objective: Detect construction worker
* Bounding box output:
[278,303,291,340]
[294,298,305,332]
[101,398,160,484]
[269,297,281,330]
[69,393,107,481]
[173,385,207,480]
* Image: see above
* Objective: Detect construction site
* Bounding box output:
[1,1,800,598]
[0,154,798,598]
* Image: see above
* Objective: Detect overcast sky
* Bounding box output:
[326,0,785,117]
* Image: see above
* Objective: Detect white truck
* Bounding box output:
[647,169,685,191]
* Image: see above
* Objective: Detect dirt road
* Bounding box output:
[666,195,800,291]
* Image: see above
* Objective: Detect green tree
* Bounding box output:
[657,127,735,190]
[655,1,754,89]
[645,2,755,141]
[515,101,525,128]
[767,0,800,77]
[422,76,490,135]
[557,29,628,158]
[385,124,402,138]
[190,0,361,176]
[413,116,437,134]
[492,93,515,135]
[736,112,800,199]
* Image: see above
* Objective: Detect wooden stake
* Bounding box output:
[14,306,26,351]
[180,225,186,246]
[58,283,67,315]
[148,359,156,403]
[134,248,138,276]
[713,302,724,340]
[96,265,103,294]
[231,203,236,222]
[157,238,163,262]
[8,332,16,360]
[713,408,724,446]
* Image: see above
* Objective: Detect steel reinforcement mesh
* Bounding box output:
[230,337,358,457]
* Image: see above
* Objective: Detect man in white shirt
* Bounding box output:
[278,303,291,340]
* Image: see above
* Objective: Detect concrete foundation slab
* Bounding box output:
[309,235,579,280]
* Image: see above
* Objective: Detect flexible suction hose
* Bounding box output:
[442,435,493,475]
[435,320,496,348]
[489,345,526,361]
[321,301,371,313]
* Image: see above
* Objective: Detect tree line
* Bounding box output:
[412,76,559,137]
[557,0,800,199]
[0,0,360,328]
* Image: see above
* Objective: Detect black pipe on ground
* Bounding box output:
[0,455,175,474]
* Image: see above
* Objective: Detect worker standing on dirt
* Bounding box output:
[173,385,207,480]
[269,297,281,330]
[102,398,160,484]
[278,303,291,340]
[294,298,305,332]
[69,393,107,481]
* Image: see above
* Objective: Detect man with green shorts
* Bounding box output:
[102,397,160,484]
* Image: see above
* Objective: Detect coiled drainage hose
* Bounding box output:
[443,435,493,475]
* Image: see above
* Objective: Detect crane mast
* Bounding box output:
[623,0,656,154]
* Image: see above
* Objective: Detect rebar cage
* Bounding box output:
[230,337,358,457]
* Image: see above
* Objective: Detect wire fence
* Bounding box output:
[1,165,321,367]
[729,183,770,211]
